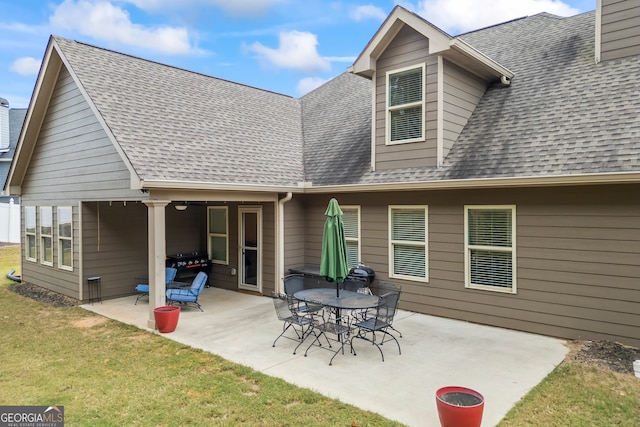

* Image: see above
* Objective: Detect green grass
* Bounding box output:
[1,244,639,426]
[0,245,399,427]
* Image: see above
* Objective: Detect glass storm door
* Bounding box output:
[238,206,262,292]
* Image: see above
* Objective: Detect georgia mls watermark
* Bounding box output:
[0,406,64,427]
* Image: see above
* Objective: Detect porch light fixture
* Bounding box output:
[175,203,188,211]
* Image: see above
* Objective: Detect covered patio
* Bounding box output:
[83,287,568,427]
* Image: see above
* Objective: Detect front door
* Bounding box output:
[238,206,262,292]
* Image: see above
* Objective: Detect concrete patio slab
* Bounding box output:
[82,287,568,427]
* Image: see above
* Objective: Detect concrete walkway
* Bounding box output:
[83,287,568,427]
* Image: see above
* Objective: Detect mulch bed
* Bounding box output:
[9,281,79,307]
[7,282,640,375]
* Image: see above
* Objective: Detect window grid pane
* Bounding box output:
[468,209,512,247]
[391,208,425,241]
[390,107,422,141]
[393,244,425,278]
[389,68,422,107]
[60,239,72,268]
[470,249,512,288]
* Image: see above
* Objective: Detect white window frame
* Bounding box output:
[388,205,428,282]
[464,205,517,294]
[207,206,229,265]
[341,206,361,269]
[386,63,426,145]
[57,207,73,271]
[39,206,53,266]
[25,206,36,262]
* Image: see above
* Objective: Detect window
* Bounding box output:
[208,207,228,265]
[386,64,425,144]
[342,206,361,268]
[389,206,428,282]
[465,206,516,293]
[58,207,73,270]
[25,206,36,262]
[40,207,53,266]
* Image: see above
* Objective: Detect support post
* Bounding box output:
[143,200,170,329]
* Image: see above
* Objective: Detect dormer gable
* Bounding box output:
[349,6,514,171]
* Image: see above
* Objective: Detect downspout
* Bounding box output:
[277,192,293,294]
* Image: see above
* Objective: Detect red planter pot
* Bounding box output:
[436,386,484,427]
[154,305,180,333]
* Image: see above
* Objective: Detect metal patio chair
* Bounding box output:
[283,274,324,316]
[272,293,316,355]
[165,271,208,311]
[134,267,177,305]
[304,308,354,366]
[351,288,402,362]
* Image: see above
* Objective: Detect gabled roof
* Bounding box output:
[10,36,305,193]
[303,11,640,189]
[350,6,513,83]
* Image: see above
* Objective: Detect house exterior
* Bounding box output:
[0,98,25,242]
[5,1,639,346]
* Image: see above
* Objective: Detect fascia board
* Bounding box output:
[351,6,452,76]
[448,38,515,79]
[4,37,60,196]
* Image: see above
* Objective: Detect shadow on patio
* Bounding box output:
[83,286,568,427]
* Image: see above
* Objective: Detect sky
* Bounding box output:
[1,0,595,109]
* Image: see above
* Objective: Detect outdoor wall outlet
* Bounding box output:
[231,268,237,276]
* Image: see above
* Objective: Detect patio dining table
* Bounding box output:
[293,288,380,312]
[294,288,381,364]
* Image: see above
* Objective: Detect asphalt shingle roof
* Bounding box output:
[52,9,639,189]
[303,11,639,186]
[54,37,304,187]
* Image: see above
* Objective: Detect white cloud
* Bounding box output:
[350,4,387,22]
[405,0,580,34]
[296,77,329,96]
[49,0,195,55]
[246,30,331,72]
[126,0,287,17]
[10,57,42,75]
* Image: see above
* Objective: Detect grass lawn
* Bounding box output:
[0,245,639,426]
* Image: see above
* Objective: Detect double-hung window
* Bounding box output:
[208,207,228,265]
[40,206,53,266]
[58,207,73,270]
[465,206,516,293]
[342,206,361,268]
[386,64,425,144]
[389,206,428,282]
[25,206,36,262]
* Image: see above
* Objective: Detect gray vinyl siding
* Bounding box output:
[375,25,436,170]
[283,198,306,277]
[292,185,640,347]
[81,202,148,300]
[600,0,640,61]
[442,60,486,159]
[20,67,140,204]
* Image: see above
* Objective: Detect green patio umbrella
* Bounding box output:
[319,198,350,297]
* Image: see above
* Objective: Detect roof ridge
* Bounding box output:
[52,35,294,100]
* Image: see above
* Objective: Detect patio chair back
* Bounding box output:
[271,293,314,354]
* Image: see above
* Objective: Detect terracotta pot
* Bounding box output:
[154,305,180,333]
[435,386,484,427]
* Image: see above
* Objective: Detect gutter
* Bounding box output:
[277,192,293,294]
